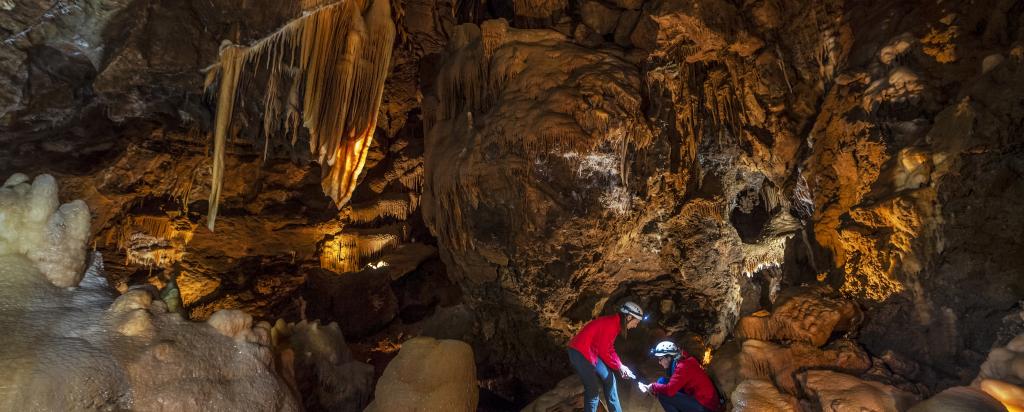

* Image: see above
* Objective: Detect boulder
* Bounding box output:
[973,332,1024,410]
[364,337,478,412]
[908,386,1007,412]
[731,380,798,411]
[800,370,919,412]
[739,339,871,393]
[735,287,861,347]
[273,320,374,412]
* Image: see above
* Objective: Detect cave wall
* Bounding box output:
[805,0,1024,387]
[419,0,1024,398]
[0,0,1022,406]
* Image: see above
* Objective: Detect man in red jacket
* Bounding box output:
[567,301,645,412]
[639,341,722,412]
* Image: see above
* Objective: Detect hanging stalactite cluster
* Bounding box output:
[318,223,408,273]
[343,192,420,224]
[103,214,197,267]
[204,0,396,230]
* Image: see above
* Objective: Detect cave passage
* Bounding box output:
[0,0,1023,411]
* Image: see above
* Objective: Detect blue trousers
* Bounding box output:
[567,348,622,412]
[657,391,709,412]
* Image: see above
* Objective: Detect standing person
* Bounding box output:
[567,301,646,412]
[639,341,722,412]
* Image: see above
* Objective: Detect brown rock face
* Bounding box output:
[1,0,1023,407]
[739,338,871,394]
[736,286,861,347]
[730,379,799,412]
[800,370,919,412]
[580,1,621,35]
[422,22,658,389]
[421,0,845,393]
[802,0,1024,386]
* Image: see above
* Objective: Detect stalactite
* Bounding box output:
[760,183,790,213]
[344,193,419,224]
[678,197,726,224]
[107,215,197,267]
[741,236,790,277]
[318,223,407,273]
[398,166,424,191]
[206,0,396,230]
[208,45,244,230]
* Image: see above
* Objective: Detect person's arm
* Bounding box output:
[651,360,688,396]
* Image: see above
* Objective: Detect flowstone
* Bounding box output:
[0,173,299,411]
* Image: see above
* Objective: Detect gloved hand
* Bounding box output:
[638,383,653,395]
[619,365,636,380]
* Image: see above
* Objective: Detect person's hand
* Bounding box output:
[619,365,636,380]
[638,383,653,395]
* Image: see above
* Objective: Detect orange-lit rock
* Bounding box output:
[735,286,861,347]
[731,379,799,412]
[800,370,919,412]
[739,338,871,393]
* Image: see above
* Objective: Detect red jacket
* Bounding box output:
[651,354,721,412]
[568,314,624,371]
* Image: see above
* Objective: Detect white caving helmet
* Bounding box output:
[650,341,680,359]
[619,301,645,321]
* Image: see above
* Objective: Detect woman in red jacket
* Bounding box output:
[567,301,646,412]
[639,341,722,412]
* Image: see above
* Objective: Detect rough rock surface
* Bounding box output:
[973,332,1024,411]
[364,337,478,412]
[735,286,861,347]
[0,0,1022,408]
[730,379,799,412]
[908,386,1007,412]
[740,338,871,393]
[521,375,661,412]
[0,173,90,287]
[419,0,850,394]
[801,370,919,412]
[271,320,375,412]
[0,173,299,410]
[420,0,1024,399]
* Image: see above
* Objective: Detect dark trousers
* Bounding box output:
[657,391,709,412]
[567,348,622,412]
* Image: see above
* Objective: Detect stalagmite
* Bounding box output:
[0,174,91,287]
[206,0,396,230]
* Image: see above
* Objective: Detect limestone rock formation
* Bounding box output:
[908,386,1007,412]
[739,338,872,394]
[271,320,375,412]
[0,173,90,287]
[1,0,1023,408]
[730,379,799,412]
[973,332,1024,411]
[0,173,300,411]
[735,286,861,347]
[364,337,478,412]
[800,370,919,412]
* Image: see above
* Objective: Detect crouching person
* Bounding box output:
[640,341,722,412]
